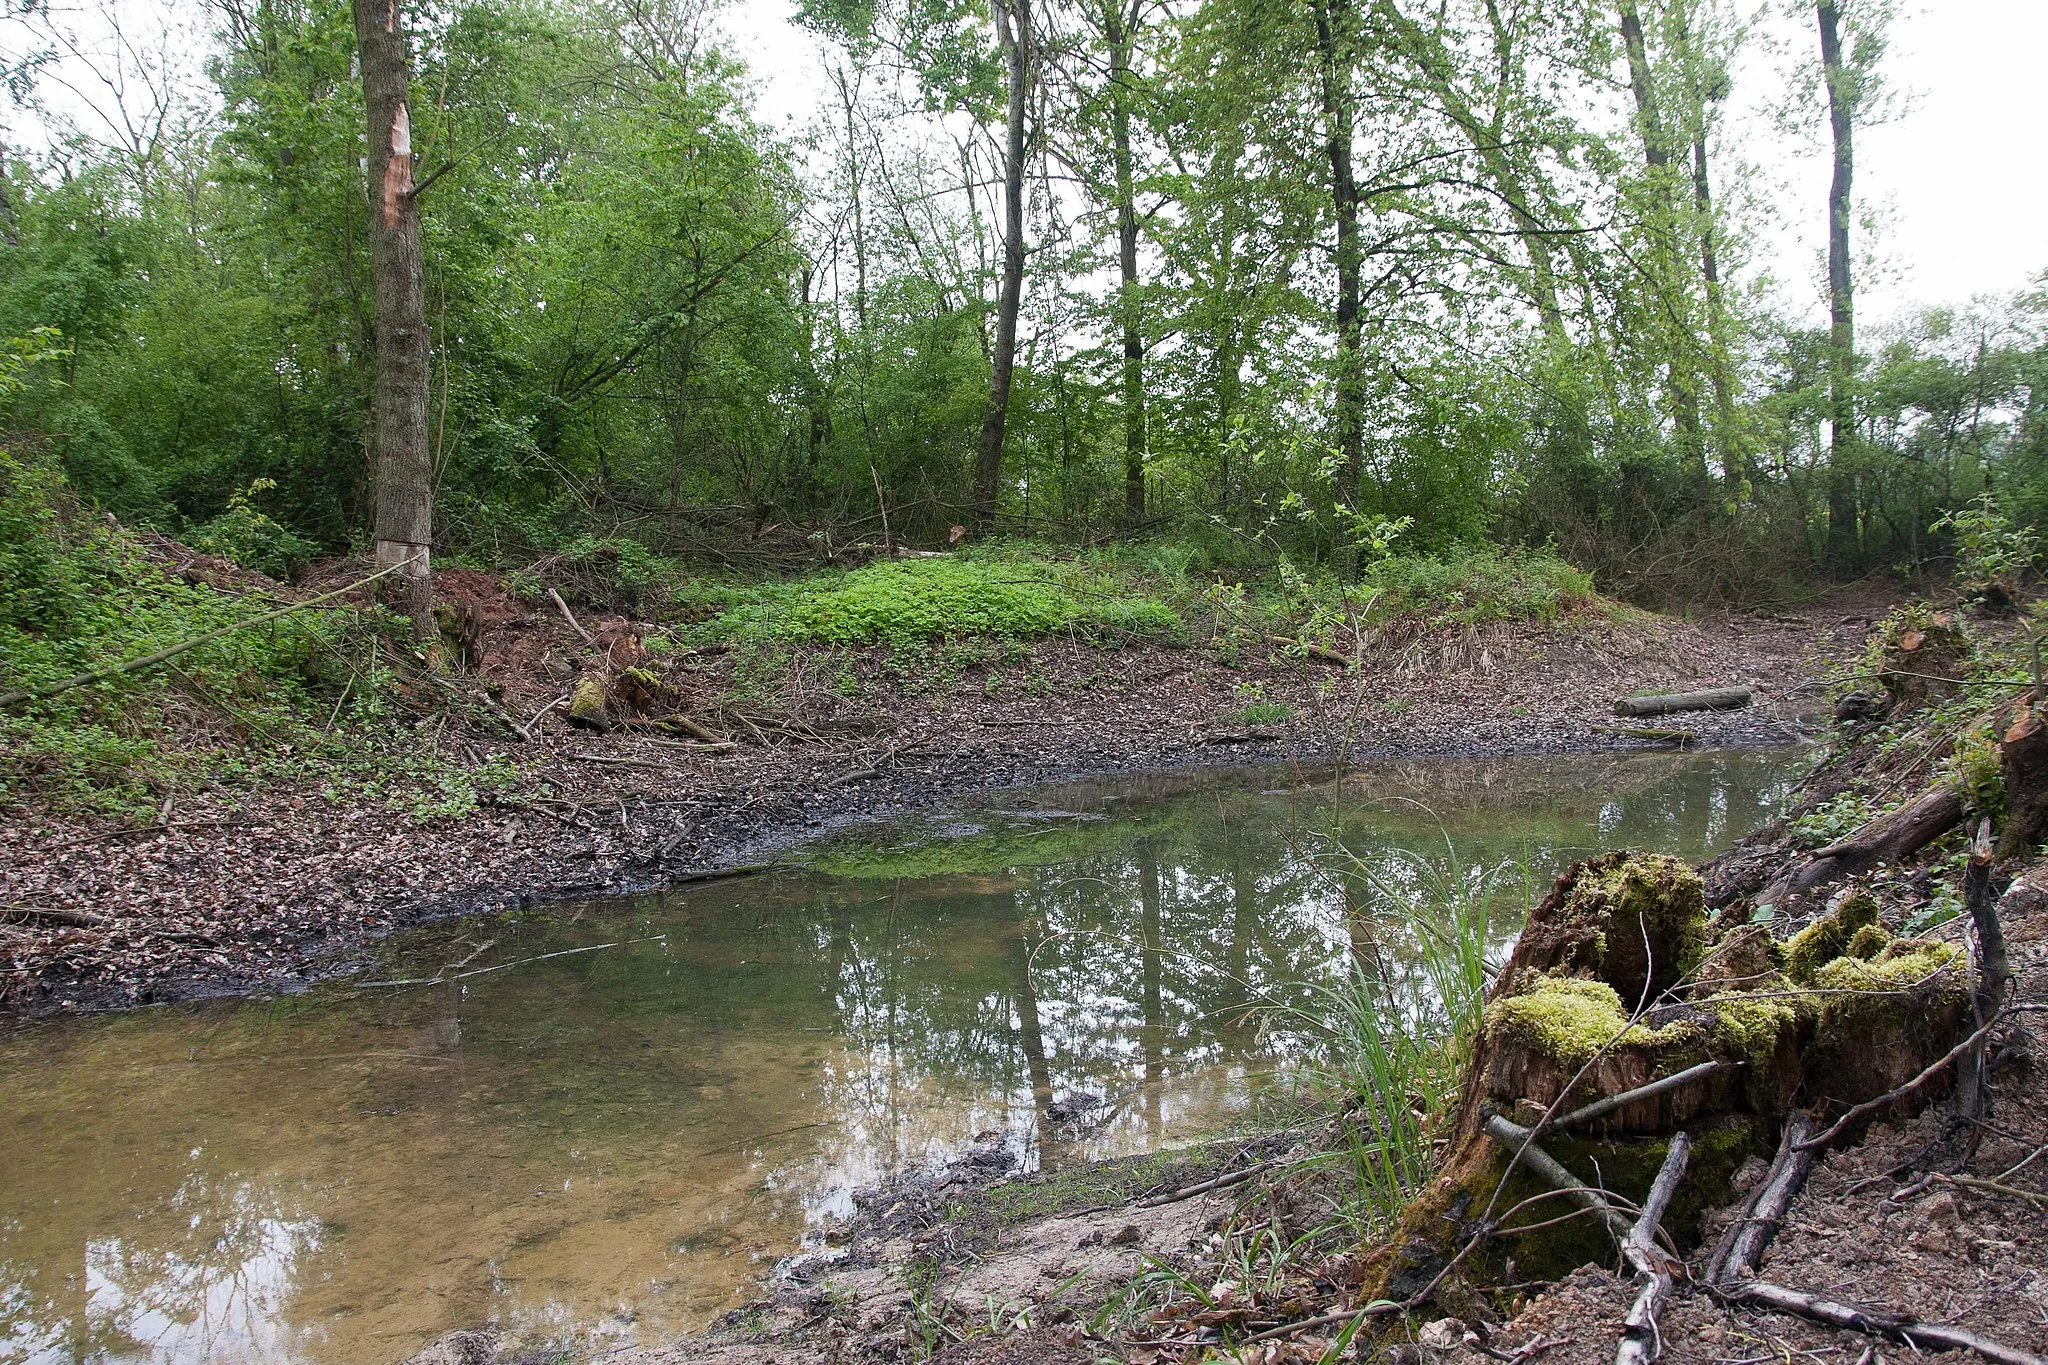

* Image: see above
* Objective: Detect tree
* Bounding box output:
[973,0,1037,529]
[350,0,433,635]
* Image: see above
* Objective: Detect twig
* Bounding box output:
[1550,1061,1734,1133]
[1935,1173,2048,1208]
[1718,1281,2048,1365]
[0,904,110,927]
[1616,1132,1690,1365]
[0,558,411,709]
[548,587,599,647]
[1134,1160,1280,1207]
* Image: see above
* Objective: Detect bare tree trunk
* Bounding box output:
[1106,0,1145,524]
[1671,2,1740,486]
[351,0,434,640]
[973,0,1033,531]
[1311,0,1363,558]
[1818,1,1858,568]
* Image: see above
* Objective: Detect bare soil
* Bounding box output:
[3,573,1858,1017]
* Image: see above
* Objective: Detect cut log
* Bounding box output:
[1998,705,2048,857]
[1593,725,1697,745]
[1756,784,1964,906]
[1613,687,1752,718]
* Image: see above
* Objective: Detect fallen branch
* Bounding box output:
[1266,633,1352,667]
[1719,1281,2048,1365]
[1549,1061,1734,1133]
[1936,1172,2048,1208]
[548,587,599,647]
[1592,725,1696,745]
[1135,1160,1280,1207]
[1616,1131,1690,1365]
[1711,1112,1817,1285]
[0,558,410,709]
[1483,1114,1633,1244]
[1757,784,1965,905]
[1612,686,1752,718]
[0,904,110,928]
[1960,819,2007,1121]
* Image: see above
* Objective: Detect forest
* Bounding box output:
[0,0,2040,617]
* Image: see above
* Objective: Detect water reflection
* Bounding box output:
[0,748,1805,1364]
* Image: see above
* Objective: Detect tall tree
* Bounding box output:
[1308,0,1363,535]
[350,0,433,634]
[1816,0,1857,563]
[1101,0,1147,522]
[974,0,1036,528]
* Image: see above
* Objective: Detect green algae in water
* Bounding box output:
[0,746,1806,1364]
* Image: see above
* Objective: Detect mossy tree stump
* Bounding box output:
[1362,856,1970,1315]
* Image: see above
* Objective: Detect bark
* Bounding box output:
[1818,1,1858,567]
[973,0,1033,530]
[1311,0,1364,537]
[352,0,434,640]
[1105,0,1146,524]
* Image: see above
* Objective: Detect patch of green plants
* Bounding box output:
[1790,791,1880,848]
[1359,544,1597,628]
[1230,680,1293,725]
[706,552,1185,648]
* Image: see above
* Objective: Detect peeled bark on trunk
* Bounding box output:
[352,0,434,641]
[1818,1,1858,568]
[973,0,1033,530]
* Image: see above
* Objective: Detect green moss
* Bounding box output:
[1812,939,1960,993]
[567,675,608,726]
[1846,922,1892,961]
[1483,977,1697,1068]
[1564,853,1706,1003]
[1782,892,1881,983]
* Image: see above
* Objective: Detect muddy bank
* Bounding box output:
[3,596,1854,1017]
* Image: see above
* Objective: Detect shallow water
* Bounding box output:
[0,748,1807,1364]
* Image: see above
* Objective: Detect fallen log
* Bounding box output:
[1593,725,1697,745]
[1757,784,1964,906]
[1613,686,1753,718]
[1718,1281,2048,1365]
[1710,1111,1818,1284]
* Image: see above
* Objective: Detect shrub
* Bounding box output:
[1360,544,1596,627]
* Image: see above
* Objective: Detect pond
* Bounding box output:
[0,746,1807,1365]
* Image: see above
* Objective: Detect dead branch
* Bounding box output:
[1960,819,2008,1122]
[1134,1160,1281,1208]
[1592,725,1697,745]
[548,587,599,647]
[1266,633,1352,667]
[1711,1111,1818,1285]
[1616,1131,1691,1365]
[0,905,110,928]
[1758,784,1965,905]
[1719,1281,2048,1365]
[1483,1113,1633,1244]
[1549,1060,1734,1133]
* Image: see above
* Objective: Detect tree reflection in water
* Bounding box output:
[0,748,1803,1364]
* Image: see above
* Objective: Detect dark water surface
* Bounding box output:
[0,748,1807,1364]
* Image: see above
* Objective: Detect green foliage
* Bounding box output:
[1932,493,2038,587]
[1942,726,2007,821]
[1360,545,1597,627]
[189,480,320,580]
[1791,790,1879,848]
[709,553,1183,647]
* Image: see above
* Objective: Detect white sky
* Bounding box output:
[716,0,2048,327]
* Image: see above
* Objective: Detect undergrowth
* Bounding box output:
[0,450,507,818]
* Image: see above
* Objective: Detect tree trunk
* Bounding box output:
[1818,1,1858,569]
[1311,0,1364,554]
[1620,2,1705,464]
[973,0,1033,531]
[1107,0,1145,524]
[1671,2,1740,486]
[351,0,434,640]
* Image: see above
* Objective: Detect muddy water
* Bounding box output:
[0,748,1806,1364]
